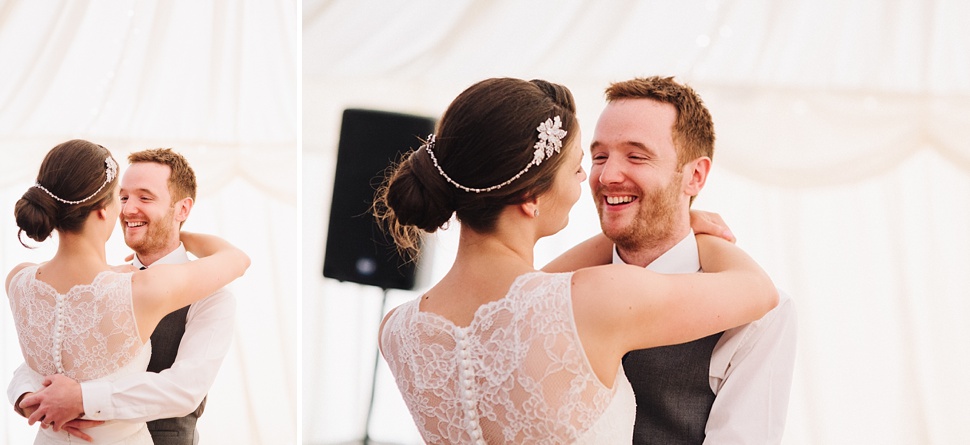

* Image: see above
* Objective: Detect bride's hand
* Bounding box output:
[690,210,735,243]
[16,392,36,418]
[62,418,103,442]
[179,231,232,258]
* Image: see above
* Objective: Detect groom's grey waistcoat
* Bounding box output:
[147,304,205,445]
[624,331,723,445]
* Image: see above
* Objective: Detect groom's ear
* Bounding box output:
[173,197,194,223]
[683,156,711,197]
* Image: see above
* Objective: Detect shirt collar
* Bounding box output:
[132,243,189,269]
[612,230,701,274]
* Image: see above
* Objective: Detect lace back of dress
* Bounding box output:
[7,267,143,382]
[381,272,614,445]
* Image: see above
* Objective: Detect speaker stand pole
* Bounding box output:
[363,288,391,445]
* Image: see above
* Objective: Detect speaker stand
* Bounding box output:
[363,288,392,445]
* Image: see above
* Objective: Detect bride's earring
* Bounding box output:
[533,208,539,217]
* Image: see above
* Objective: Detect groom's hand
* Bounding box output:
[22,374,84,432]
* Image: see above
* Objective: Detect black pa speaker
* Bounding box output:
[323,109,435,290]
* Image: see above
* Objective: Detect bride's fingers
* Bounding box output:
[27,407,46,425]
[689,210,736,243]
[112,264,137,273]
[65,419,104,429]
[63,425,96,442]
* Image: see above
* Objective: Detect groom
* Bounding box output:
[573,76,796,444]
[8,148,236,445]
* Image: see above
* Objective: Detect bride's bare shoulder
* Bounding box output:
[6,262,37,291]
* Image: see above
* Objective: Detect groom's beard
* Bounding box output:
[125,206,178,257]
[598,173,681,253]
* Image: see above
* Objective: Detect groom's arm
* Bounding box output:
[542,233,613,272]
[7,362,44,416]
[703,292,797,444]
[82,289,236,422]
[13,289,234,439]
[543,210,736,273]
[17,290,235,423]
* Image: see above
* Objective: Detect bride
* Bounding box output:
[375,77,778,444]
[6,139,250,444]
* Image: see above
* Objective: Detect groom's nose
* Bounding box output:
[121,199,137,215]
[596,157,625,185]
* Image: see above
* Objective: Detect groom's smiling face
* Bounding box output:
[590,98,688,251]
[119,162,182,257]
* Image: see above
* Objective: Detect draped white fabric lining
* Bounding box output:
[304,1,970,444]
[0,1,296,444]
[2,0,968,443]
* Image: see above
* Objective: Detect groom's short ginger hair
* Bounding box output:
[128,148,197,203]
[605,76,715,167]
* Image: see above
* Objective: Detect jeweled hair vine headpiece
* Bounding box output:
[33,157,118,205]
[425,115,568,193]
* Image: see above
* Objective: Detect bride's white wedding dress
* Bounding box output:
[381,272,636,444]
[7,266,153,445]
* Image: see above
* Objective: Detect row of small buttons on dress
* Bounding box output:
[52,294,66,374]
[455,330,485,445]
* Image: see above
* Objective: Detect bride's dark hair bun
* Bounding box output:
[374,77,578,258]
[14,139,118,247]
[374,141,456,256]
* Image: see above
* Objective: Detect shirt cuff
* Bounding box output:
[8,381,38,407]
[79,380,113,420]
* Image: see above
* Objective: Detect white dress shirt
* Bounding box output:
[614,232,797,444]
[7,243,236,424]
